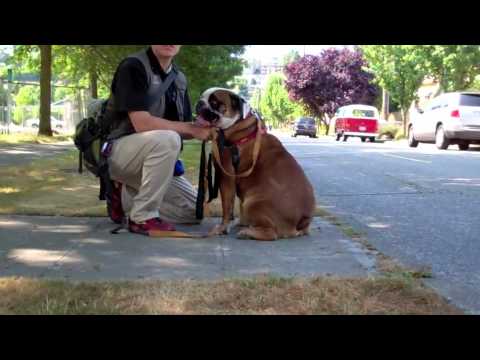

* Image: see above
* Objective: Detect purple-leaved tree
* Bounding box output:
[284,48,377,134]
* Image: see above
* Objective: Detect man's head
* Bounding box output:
[151,45,182,59]
[195,88,250,130]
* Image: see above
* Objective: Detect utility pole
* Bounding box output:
[381,88,389,120]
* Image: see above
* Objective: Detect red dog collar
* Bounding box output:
[233,123,267,146]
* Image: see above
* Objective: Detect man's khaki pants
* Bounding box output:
[108,130,200,224]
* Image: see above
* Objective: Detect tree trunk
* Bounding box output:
[324,114,331,135]
[89,67,98,99]
[381,88,389,120]
[39,45,52,136]
[324,122,330,136]
[401,107,408,136]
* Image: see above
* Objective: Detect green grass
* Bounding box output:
[0,139,329,218]
[0,141,203,217]
[0,133,73,145]
[0,150,105,216]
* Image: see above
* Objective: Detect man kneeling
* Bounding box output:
[103,45,211,236]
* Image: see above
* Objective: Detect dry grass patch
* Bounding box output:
[0,133,73,145]
[0,276,461,315]
[0,150,105,216]
[0,142,203,217]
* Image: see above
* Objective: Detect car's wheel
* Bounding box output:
[369,137,375,143]
[435,125,450,150]
[408,126,419,148]
[458,142,470,151]
[343,135,348,142]
[361,137,366,142]
[336,133,342,141]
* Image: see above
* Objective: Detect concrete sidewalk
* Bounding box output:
[0,215,377,281]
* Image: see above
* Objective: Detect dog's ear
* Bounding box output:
[229,93,241,111]
[230,93,248,119]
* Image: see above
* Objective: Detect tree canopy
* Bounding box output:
[284,48,377,132]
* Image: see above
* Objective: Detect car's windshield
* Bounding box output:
[298,118,315,125]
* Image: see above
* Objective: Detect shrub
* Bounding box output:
[379,123,401,140]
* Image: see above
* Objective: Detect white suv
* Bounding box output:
[408,92,480,150]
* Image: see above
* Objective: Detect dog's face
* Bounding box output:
[196,88,248,130]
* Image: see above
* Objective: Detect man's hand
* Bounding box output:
[189,125,213,141]
[128,111,213,141]
[194,116,213,128]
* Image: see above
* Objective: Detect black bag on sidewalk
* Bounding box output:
[73,99,114,218]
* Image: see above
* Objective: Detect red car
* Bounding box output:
[333,105,380,142]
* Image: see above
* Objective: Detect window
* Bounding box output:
[352,109,376,118]
[460,94,480,107]
[426,98,440,111]
[298,117,314,125]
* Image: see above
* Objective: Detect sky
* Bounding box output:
[242,45,352,62]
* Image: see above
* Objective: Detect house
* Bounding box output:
[415,77,440,109]
[386,77,441,124]
[51,97,87,132]
[242,58,285,100]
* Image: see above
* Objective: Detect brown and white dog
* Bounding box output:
[195,88,315,241]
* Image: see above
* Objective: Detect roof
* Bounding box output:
[435,91,480,98]
[339,104,379,111]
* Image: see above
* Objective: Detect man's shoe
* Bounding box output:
[129,218,176,236]
[108,182,125,224]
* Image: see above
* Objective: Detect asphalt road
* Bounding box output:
[277,132,480,314]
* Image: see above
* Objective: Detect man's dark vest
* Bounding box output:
[104,50,188,140]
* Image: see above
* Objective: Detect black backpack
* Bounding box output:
[74,99,115,217]
[74,99,109,176]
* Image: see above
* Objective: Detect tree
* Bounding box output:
[284,48,377,134]
[13,45,247,134]
[14,86,40,106]
[176,45,246,102]
[229,76,249,99]
[469,75,480,91]
[420,45,480,93]
[361,45,427,135]
[282,50,300,66]
[260,72,302,128]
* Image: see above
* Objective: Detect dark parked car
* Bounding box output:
[292,117,317,138]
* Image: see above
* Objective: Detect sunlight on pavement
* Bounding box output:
[367,223,391,229]
[0,187,20,194]
[32,225,92,234]
[1,150,36,155]
[7,249,84,265]
[0,219,32,228]
[144,257,193,268]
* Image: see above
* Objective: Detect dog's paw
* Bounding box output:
[232,219,248,230]
[208,224,230,237]
[236,228,254,240]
